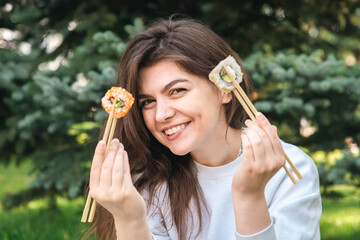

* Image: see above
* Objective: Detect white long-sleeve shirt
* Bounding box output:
[145,141,322,240]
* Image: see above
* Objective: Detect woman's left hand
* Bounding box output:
[232,112,286,235]
[232,112,286,197]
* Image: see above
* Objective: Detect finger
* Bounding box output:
[255,112,280,146]
[255,112,284,159]
[112,143,125,189]
[100,138,119,188]
[255,112,272,128]
[244,119,254,128]
[90,140,106,190]
[243,126,266,163]
[122,150,133,185]
[241,131,255,166]
[245,119,275,157]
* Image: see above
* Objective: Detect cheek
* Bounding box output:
[142,110,155,131]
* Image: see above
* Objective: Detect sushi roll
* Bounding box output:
[208,55,243,93]
[101,87,135,118]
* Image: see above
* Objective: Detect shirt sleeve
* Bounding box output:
[265,142,322,240]
[235,219,276,240]
[233,142,321,240]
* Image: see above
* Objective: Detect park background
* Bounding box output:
[0,0,360,239]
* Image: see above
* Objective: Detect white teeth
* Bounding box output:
[165,124,186,136]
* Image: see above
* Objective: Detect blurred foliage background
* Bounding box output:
[1,0,360,239]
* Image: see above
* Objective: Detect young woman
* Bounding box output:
[85,17,321,240]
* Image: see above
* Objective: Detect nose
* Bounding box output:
[155,99,175,122]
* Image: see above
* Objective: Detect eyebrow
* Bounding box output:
[138,79,189,99]
[161,79,189,93]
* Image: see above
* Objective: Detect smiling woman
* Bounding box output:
[138,61,233,158]
[83,16,321,240]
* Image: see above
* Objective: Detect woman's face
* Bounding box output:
[138,60,231,156]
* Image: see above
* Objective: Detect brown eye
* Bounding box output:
[170,88,186,95]
[140,99,155,108]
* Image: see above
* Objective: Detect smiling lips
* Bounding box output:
[164,123,187,136]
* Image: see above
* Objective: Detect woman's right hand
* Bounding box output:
[89,138,147,223]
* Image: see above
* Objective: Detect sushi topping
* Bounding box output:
[220,69,227,78]
[219,68,232,83]
[109,97,125,109]
[115,99,124,109]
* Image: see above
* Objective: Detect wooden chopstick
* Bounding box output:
[233,89,255,121]
[80,190,92,222]
[285,154,303,180]
[87,198,97,222]
[81,100,118,222]
[232,77,302,180]
[235,86,298,184]
[88,118,118,221]
[102,101,117,143]
[106,118,118,151]
[222,65,302,184]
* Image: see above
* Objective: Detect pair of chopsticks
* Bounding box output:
[81,100,118,222]
[223,66,303,184]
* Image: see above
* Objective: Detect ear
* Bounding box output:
[221,92,232,104]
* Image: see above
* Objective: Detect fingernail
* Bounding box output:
[245,119,251,125]
[256,112,264,119]
[111,138,119,145]
[97,140,105,148]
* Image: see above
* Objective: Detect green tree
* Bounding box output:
[245,51,360,150]
[335,151,360,187]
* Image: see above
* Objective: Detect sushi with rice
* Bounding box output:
[208,55,243,93]
[101,87,135,118]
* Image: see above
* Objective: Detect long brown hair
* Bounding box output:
[84,16,251,240]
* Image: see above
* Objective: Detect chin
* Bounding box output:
[168,146,191,156]
[172,152,189,156]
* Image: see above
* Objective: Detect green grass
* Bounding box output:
[0,159,92,240]
[0,198,91,240]
[1,160,360,239]
[320,185,360,240]
[0,158,33,197]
